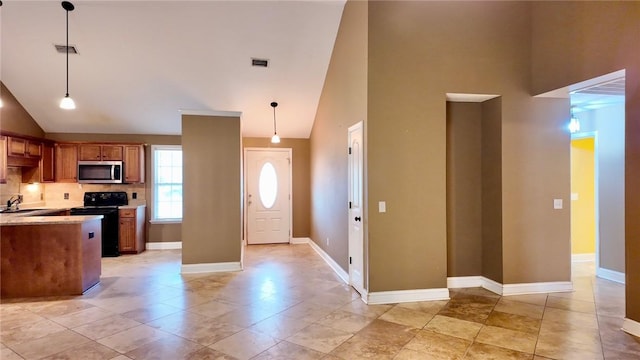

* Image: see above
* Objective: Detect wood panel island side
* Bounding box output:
[1,215,103,298]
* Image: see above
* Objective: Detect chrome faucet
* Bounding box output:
[6,194,23,209]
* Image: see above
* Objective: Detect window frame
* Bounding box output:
[150,144,183,224]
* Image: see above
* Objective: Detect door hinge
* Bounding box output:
[348,147,352,155]
[349,201,352,209]
[349,256,352,265]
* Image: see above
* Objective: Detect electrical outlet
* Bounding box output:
[132,192,137,199]
[40,193,44,201]
[326,237,330,246]
[64,193,69,200]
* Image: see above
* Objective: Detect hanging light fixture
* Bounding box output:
[60,1,76,110]
[568,107,581,134]
[270,101,280,144]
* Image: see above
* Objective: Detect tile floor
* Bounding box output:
[1,244,639,359]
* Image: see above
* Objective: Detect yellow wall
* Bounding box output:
[571,137,596,254]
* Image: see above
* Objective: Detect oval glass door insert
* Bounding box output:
[259,162,278,208]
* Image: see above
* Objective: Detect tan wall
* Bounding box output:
[45,133,182,243]
[481,98,503,283]
[446,102,482,277]
[181,114,241,265]
[0,82,45,138]
[310,0,367,272]
[367,1,570,291]
[531,0,640,322]
[242,138,310,238]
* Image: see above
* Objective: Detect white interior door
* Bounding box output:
[246,148,291,244]
[348,122,365,295]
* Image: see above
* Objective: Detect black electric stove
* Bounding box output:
[70,192,128,257]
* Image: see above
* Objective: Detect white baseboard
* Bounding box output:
[146,241,182,250]
[181,262,242,274]
[597,267,625,284]
[622,318,640,337]
[307,238,349,284]
[502,281,573,296]
[291,237,311,245]
[447,276,503,295]
[366,288,450,305]
[571,253,595,262]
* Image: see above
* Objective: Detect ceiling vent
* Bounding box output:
[54,44,78,54]
[251,58,268,67]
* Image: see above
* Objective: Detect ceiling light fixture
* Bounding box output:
[270,101,280,144]
[60,1,76,110]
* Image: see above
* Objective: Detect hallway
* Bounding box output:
[1,244,638,359]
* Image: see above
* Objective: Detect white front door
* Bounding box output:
[348,122,365,295]
[245,148,291,245]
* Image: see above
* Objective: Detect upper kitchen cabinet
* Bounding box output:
[0,136,7,184]
[55,143,78,183]
[124,145,145,183]
[21,141,55,183]
[78,144,123,161]
[8,137,42,159]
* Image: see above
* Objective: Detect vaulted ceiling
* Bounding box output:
[1,1,345,137]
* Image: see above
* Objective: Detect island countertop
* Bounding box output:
[0,214,103,225]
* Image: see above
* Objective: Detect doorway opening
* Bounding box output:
[568,70,626,283]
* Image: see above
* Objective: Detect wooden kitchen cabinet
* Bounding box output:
[79,144,123,161]
[21,142,55,183]
[119,206,145,254]
[124,145,144,183]
[7,137,42,158]
[0,136,7,184]
[55,143,78,182]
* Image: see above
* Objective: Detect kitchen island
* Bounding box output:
[0,214,103,298]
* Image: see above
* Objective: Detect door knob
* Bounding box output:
[354,216,361,222]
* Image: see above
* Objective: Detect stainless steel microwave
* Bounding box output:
[77,161,123,184]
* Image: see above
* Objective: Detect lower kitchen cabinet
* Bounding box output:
[119,206,146,254]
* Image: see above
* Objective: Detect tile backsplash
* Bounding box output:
[2,167,146,208]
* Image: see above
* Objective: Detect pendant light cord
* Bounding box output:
[273,106,277,135]
[65,8,69,97]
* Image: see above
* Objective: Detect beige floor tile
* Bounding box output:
[186,347,239,359]
[286,324,353,354]
[249,313,314,340]
[317,310,375,333]
[545,296,596,314]
[465,342,533,360]
[485,311,541,334]
[147,311,244,346]
[51,306,115,328]
[502,294,548,306]
[1,318,66,347]
[459,287,502,299]
[542,307,599,330]
[210,304,280,328]
[209,329,278,360]
[97,324,170,354]
[251,340,325,360]
[379,306,435,329]
[0,307,48,330]
[10,329,91,359]
[26,299,95,318]
[329,320,417,360]
[40,341,119,360]
[120,303,182,323]
[437,301,494,324]
[125,334,203,359]
[535,333,604,360]
[475,325,537,354]
[494,298,545,319]
[72,315,142,340]
[424,315,482,341]
[396,300,448,315]
[278,301,336,323]
[339,299,392,319]
[402,329,471,358]
[538,324,601,347]
[0,346,23,360]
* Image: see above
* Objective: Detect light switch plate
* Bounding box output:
[379,201,386,213]
[553,199,563,209]
[571,193,579,201]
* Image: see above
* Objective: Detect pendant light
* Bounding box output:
[60,1,76,110]
[568,107,580,134]
[270,101,280,144]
